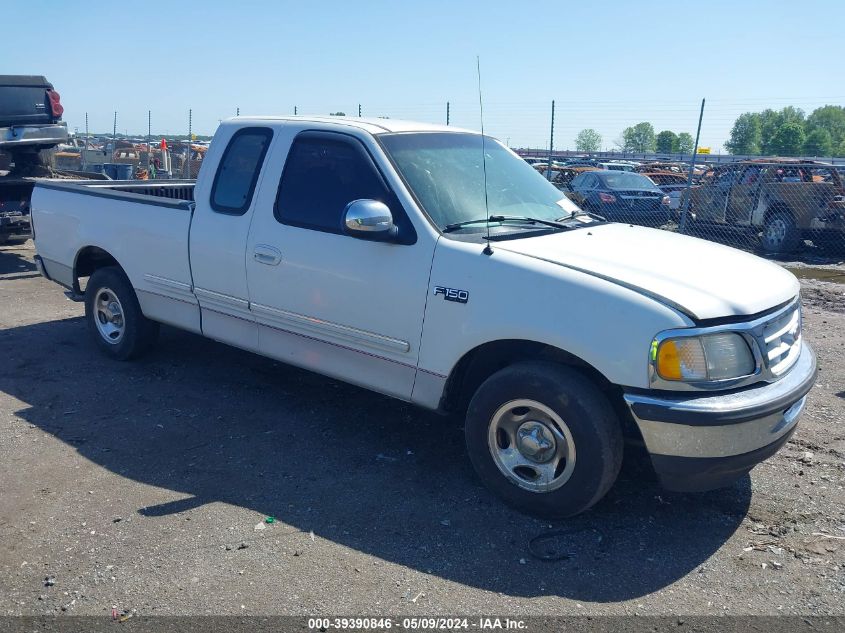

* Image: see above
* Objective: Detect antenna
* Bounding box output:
[477,56,493,256]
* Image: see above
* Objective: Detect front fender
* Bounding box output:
[415,239,692,404]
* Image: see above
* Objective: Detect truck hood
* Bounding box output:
[495,223,799,320]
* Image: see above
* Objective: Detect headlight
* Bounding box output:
[653,333,755,383]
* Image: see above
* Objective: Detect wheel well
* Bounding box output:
[74,246,121,293]
[764,202,794,224]
[440,340,642,441]
[441,340,606,410]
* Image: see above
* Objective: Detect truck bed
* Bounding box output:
[31,178,200,334]
[34,179,196,206]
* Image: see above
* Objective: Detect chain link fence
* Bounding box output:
[541,158,845,261]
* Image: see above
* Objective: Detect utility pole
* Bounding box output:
[446,101,450,126]
[84,112,89,151]
[183,109,192,178]
[112,111,117,160]
[147,110,151,174]
[236,107,240,116]
[294,105,298,115]
[358,103,362,117]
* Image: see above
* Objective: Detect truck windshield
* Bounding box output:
[379,132,579,230]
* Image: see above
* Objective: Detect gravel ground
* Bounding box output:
[0,240,843,618]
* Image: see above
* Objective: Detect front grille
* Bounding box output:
[759,303,802,376]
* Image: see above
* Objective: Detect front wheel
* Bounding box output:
[84,267,159,360]
[465,362,623,518]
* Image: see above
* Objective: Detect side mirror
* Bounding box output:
[343,199,398,241]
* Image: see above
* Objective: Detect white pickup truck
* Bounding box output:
[31,116,817,518]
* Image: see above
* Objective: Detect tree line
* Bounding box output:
[725,105,845,157]
[574,124,694,154]
[572,104,845,157]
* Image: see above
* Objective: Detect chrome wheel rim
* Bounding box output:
[488,399,576,493]
[94,287,125,344]
[765,218,786,246]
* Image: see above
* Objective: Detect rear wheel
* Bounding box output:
[760,210,800,254]
[465,362,623,518]
[84,267,159,360]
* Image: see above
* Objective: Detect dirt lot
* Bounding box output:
[0,241,843,618]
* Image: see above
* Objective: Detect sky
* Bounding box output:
[5,0,845,151]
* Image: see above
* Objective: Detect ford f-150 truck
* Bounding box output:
[30,116,817,518]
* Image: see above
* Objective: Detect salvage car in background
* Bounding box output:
[643,171,689,220]
[597,161,637,172]
[635,162,685,174]
[685,160,845,254]
[550,166,600,192]
[0,75,67,167]
[569,170,671,227]
[0,75,68,243]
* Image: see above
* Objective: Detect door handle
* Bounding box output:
[253,245,282,266]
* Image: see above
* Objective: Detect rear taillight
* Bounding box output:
[47,90,64,118]
[598,192,617,203]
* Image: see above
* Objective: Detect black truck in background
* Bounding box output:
[1,75,68,244]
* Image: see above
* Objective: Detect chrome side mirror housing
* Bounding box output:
[343,199,398,241]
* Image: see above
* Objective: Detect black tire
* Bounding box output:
[84,267,159,360]
[465,361,623,519]
[760,210,800,254]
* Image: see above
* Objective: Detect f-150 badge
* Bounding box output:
[434,286,468,304]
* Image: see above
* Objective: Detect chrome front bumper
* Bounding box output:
[623,342,817,491]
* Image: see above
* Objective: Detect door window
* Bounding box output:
[210,128,273,215]
[275,133,396,235]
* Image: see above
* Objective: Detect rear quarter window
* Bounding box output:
[210,128,273,215]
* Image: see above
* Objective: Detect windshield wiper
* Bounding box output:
[558,209,606,223]
[444,215,570,233]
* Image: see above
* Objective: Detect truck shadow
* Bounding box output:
[0,244,37,275]
[0,316,751,602]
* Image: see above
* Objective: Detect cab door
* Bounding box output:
[726,165,763,225]
[699,167,738,223]
[245,129,436,400]
[189,125,275,351]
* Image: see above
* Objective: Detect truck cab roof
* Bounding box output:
[226,115,472,136]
